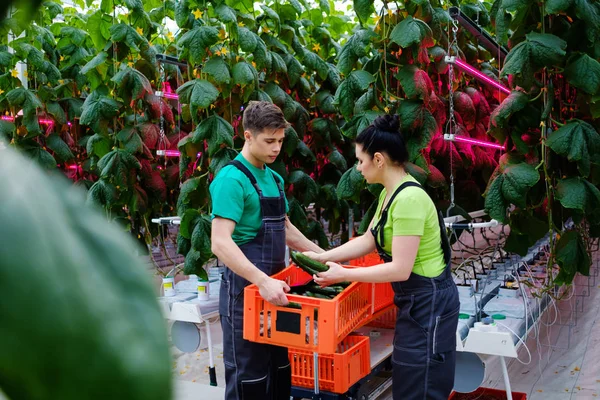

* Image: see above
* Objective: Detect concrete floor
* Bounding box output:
[173,246,600,400]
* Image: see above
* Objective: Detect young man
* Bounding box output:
[210,101,324,400]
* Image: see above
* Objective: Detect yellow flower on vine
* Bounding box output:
[251,61,256,68]
[60,55,64,62]
[387,8,394,17]
[384,106,390,113]
[136,27,143,35]
[210,104,216,109]
[11,69,19,78]
[238,21,245,27]
[215,49,222,56]
[218,29,227,40]
[59,79,64,85]
[0,89,4,96]
[166,31,174,41]
[312,43,321,52]
[193,9,203,19]
[262,26,270,33]
[23,71,28,78]
[128,61,134,68]
[220,46,228,55]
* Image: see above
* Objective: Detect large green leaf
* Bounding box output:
[80,91,121,133]
[501,33,567,88]
[501,163,540,208]
[209,148,238,175]
[565,53,600,95]
[284,126,300,156]
[555,230,590,285]
[484,161,539,222]
[556,177,600,215]
[177,176,207,216]
[180,209,201,239]
[192,115,234,156]
[389,16,434,49]
[177,26,220,65]
[574,0,600,44]
[333,70,375,119]
[97,149,141,187]
[283,54,304,87]
[328,149,347,171]
[337,165,365,203]
[177,79,220,124]
[546,120,600,177]
[87,178,116,207]
[354,0,374,24]
[111,67,152,103]
[337,29,377,75]
[6,87,42,136]
[238,27,257,52]
[396,65,433,101]
[86,133,112,158]
[46,134,74,162]
[215,4,236,23]
[342,111,381,139]
[80,52,108,75]
[545,0,573,14]
[358,200,377,235]
[488,91,529,143]
[288,170,319,205]
[110,23,145,52]
[202,57,231,85]
[116,127,143,154]
[87,11,112,50]
[232,61,258,86]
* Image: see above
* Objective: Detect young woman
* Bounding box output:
[304,114,460,400]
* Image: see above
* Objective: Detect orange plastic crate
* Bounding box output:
[346,259,394,314]
[243,265,373,353]
[289,335,371,394]
[366,304,396,329]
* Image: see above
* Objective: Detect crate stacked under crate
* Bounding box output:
[243,250,395,395]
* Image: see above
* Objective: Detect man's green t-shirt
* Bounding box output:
[209,154,289,246]
[371,175,446,278]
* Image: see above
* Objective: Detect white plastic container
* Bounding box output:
[197,278,209,300]
[163,276,175,297]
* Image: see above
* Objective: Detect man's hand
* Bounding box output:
[258,276,290,306]
[314,262,348,287]
[302,251,325,263]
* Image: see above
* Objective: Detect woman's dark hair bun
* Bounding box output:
[373,114,400,134]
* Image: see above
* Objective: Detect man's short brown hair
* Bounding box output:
[242,101,290,135]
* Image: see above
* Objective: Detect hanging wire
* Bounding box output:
[445,17,460,217]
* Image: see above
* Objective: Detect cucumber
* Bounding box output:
[285,302,302,309]
[306,283,341,297]
[291,251,329,274]
[305,291,332,300]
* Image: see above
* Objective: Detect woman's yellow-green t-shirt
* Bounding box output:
[371,175,446,278]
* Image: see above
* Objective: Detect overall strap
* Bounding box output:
[228,160,283,195]
[372,181,452,266]
[373,182,423,249]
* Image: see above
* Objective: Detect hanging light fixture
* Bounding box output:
[445,56,511,95]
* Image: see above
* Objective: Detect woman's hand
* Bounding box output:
[302,251,324,263]
[314,262,348,287]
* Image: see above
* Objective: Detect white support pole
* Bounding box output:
[499,356,513,400]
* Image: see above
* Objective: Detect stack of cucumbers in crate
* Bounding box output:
[287,252,350,305]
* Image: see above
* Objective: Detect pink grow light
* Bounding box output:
[156,149,180,157]
[453,135,505,150]
[444,133,505,150]
[448,57,511,95]
[1,115,56,125]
